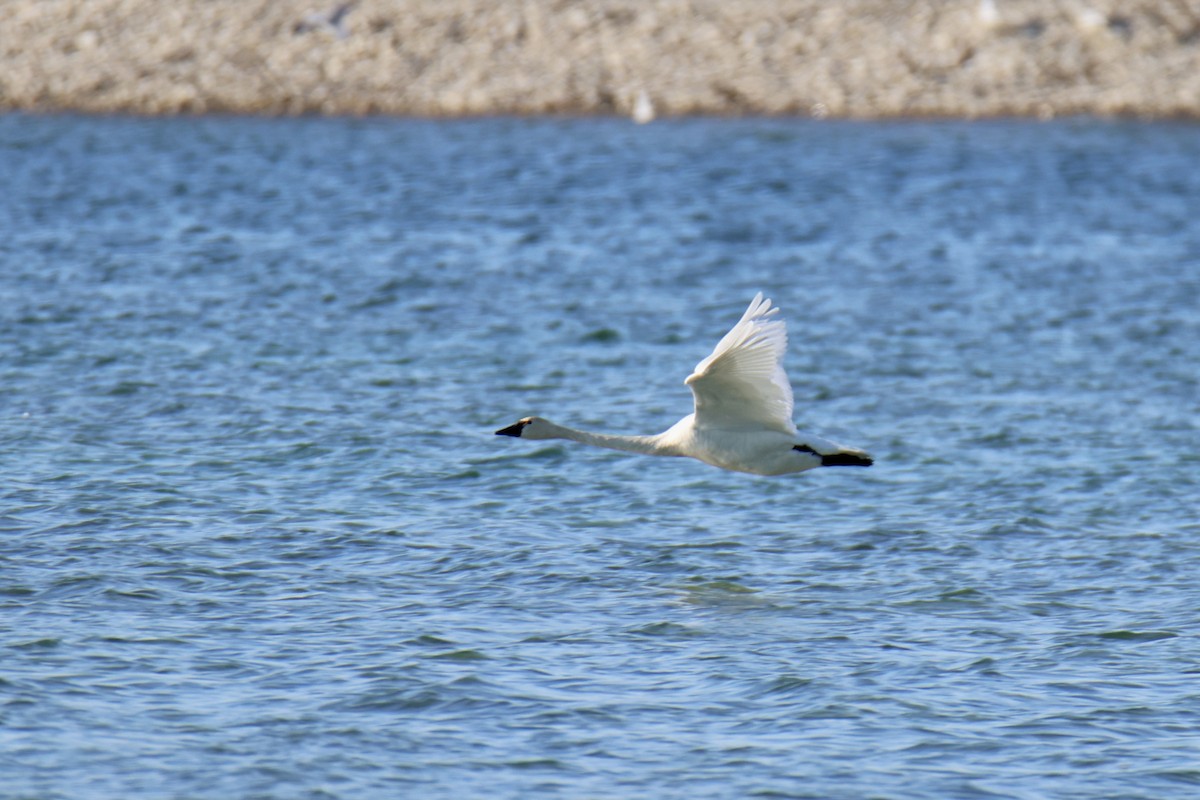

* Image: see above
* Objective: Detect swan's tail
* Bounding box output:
[820,451,873,467]
[793,443,873,467]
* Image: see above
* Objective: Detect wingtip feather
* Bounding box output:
[743,292,782,324]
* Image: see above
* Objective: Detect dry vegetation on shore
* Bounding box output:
[3,0,1199,118]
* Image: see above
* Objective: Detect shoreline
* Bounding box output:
[4,0,1200,119]
[8,108,1194,124]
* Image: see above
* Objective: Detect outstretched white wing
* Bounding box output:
[684,293,796,434]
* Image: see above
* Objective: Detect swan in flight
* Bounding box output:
[496,293,873,476]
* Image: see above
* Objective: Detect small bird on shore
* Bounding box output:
[977,0,999,28]
[632,89,656,124]
[294,2,356,38]
[496,293,873,476]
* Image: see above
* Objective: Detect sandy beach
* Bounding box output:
[3,0,1200,118]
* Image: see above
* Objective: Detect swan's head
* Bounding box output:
[495,416,554,439]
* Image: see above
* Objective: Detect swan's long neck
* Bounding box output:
[543,421,669,456]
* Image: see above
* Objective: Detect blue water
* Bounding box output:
[2,114,1198,799]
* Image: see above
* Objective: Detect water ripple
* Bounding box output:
[2,115,1198,800]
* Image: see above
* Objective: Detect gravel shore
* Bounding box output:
[4,0,1200,118]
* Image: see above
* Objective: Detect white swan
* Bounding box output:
[496,293,872,476]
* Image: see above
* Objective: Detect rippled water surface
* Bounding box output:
[2,114,1199,799]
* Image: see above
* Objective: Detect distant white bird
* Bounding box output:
[496,293,872,476]
[977,0,1000,28]
[632,89,656,124]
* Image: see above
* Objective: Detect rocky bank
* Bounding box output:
[3,0,1200,118]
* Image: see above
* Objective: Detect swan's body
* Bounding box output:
[496,293,872,476]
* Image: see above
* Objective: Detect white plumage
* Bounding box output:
[686,292,795,435]
[496,293,872,476]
